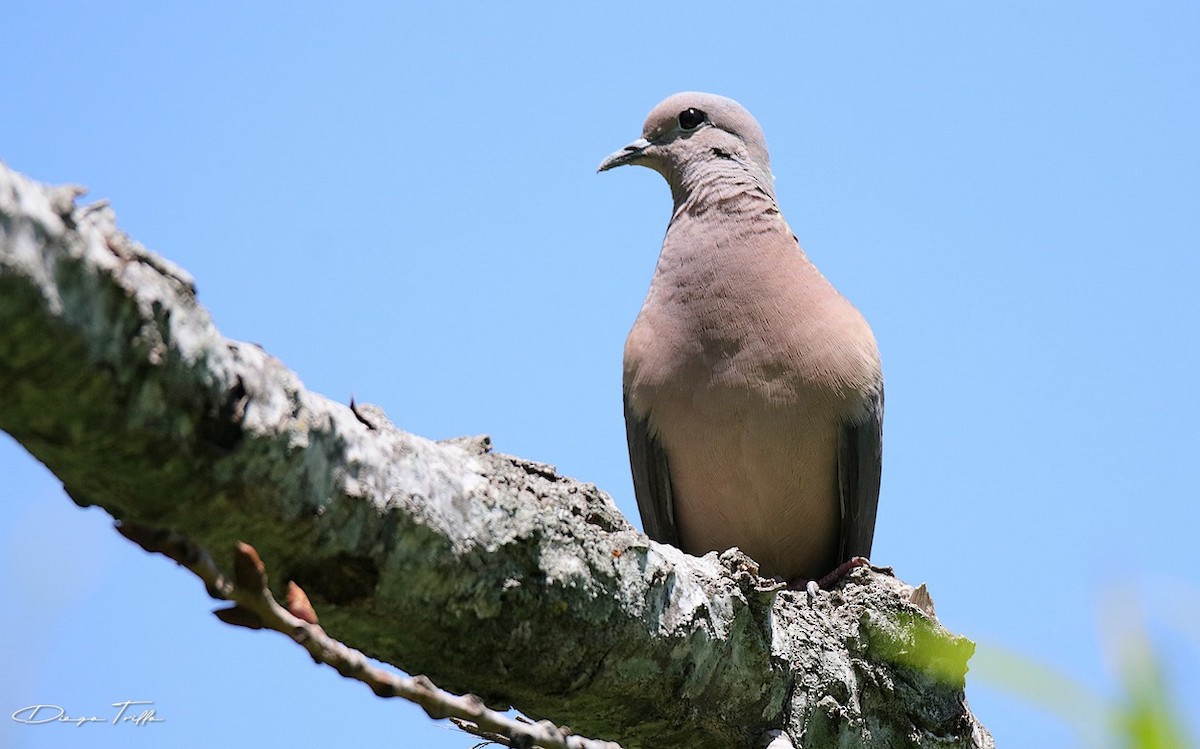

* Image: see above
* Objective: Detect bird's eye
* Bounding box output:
[677,108,707,131]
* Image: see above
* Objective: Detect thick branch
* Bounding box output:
[0,162,993,749]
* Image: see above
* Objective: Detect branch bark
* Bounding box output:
[0,162,993,749]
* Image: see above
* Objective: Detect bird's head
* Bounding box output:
[598,92,776,201]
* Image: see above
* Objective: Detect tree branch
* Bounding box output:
[0,162,993,749]
[113,525,619,749]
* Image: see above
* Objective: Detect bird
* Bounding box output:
[599,92,883,586]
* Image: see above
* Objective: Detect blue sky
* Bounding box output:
[2,3,1198,747]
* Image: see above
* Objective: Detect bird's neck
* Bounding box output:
[670,157,779,222]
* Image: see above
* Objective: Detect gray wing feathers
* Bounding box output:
[623,395,680,546]
[837,386,884,562]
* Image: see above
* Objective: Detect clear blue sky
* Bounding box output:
[3,3,1198,747]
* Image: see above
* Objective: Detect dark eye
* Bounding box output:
[677,108,707,131]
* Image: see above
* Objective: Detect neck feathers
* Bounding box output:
[670,154,779,222]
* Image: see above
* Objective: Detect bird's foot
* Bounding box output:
[787,556,872,599]
[817,556,871,588]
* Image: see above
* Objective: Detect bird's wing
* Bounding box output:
[623,393,680,546]
[837,385,884,561]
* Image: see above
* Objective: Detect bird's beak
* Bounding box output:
[598,137,652,172]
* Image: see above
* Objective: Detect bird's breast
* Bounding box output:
[622,217,880,580]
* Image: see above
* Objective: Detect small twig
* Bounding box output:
[451,716,514,747]
[115,522,622,749]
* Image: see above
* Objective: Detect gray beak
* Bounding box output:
[598,137,652,172]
